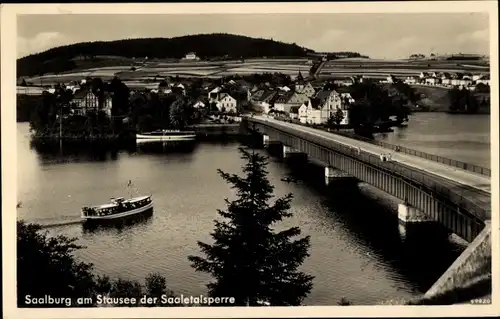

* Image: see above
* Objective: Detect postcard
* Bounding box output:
[1,1,498,318]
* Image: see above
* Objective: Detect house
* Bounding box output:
[215,93,237,113]
[404,76,417,85]
[289,106,300,120]
[472,74,484,82]
[252,90,278,114]
[274,91,310,114]
[314,89,342,119]
[458,77,473,86]
[440,73,452,85]
[425,77,438,85]
[208,86,223,101]
[294,81,316,97]
[71,89,112,117]
[333,78,354,86]
[419,72,431,79]
[298,99,323,125]
[193,100,206,109]
[340,93,355,105]
[183,52,200,60]
[450,73,462,86]
[475,74,490,86]
[297,89,345,125]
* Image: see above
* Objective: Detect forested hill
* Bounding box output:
[18,33,317,77]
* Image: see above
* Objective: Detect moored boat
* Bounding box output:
[136,129,196,141]
[81,195,153,222]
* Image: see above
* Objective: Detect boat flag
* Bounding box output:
[127,180,132,187]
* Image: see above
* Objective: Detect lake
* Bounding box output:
[17,112,489,305]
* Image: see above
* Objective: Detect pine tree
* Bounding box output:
[188,147,314,306]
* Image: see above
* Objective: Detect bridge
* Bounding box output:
[243,115,491,243]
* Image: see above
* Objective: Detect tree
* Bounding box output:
[17,220,176,308]
[145,273,175,306]
[17,220,96,307]
[170,98,187,129]
[332,109,345,128]
[188,147,314,306]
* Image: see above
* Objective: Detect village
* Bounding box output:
[18,52,491,133]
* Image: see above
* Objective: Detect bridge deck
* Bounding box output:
[250,116,491,219]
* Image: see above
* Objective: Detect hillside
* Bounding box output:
[411,85,490,113]
[17,33,320,77]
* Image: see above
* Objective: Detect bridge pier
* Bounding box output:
[247,119,488,242]
[324,166,356,186]
[282,145,308,167]
[262,134,270,147]
[283,145,306,158]
[397,201,431,224]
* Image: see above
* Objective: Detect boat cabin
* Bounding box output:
[82,196,152,217]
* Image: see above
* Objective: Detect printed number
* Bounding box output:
[470,298,491,304]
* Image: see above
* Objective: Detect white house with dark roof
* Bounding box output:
[183,52,199,60]
[298,99,323,124]
[71,88,112,117]
[404,76,417,85]
[274,91,310,114]
[294,81,316,97]
[296,89,352,125]
[251,90,278,113]
[215,93,237,113]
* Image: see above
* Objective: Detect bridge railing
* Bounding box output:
[259,116,491,177]
[247,119,489,222]
[327,129,491,177]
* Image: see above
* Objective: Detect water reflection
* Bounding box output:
[29,139,201,164]
[30,139,128,165]
[269,148,463,293]
[135,140,198,154]
[82,208,154,236]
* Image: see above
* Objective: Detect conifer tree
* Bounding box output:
[188,147,314,306]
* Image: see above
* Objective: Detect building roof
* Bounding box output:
[217,93,234,101]
[290,106,300,113]
[309,98,322,110]
[254,90,277,102]
[73,88,91,99]
[274,91,295,103]
[314,89,334,103]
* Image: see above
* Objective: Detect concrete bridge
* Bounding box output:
[243,115,491,243]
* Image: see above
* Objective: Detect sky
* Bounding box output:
[17,13,490,59]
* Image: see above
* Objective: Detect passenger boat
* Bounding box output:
[81,195,153,222]
[136,129,196,141]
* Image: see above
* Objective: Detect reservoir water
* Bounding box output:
[16,112,490,305]
[375,112,490,168]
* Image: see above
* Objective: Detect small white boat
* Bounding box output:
[81,195,153,222]
[136,129,196,141]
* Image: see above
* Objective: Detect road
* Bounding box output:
[313,61,326,78]
[250,115,491,215]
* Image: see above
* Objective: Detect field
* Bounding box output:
[21,57,490,87]
[22,58,313,86]
[319,58,490,79]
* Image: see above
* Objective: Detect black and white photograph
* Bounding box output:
[1,1,498,318]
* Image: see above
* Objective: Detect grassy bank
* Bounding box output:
[410,85,490,113]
